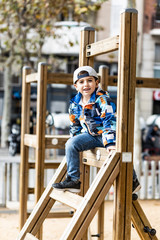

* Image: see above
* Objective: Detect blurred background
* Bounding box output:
[0,0,160,209]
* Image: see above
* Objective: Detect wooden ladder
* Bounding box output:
[18,8,159,240]
[17,148,158,240]
[20,52,109,240]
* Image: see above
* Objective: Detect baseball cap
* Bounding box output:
[73,66,98,84]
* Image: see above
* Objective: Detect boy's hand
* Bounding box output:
[106,145,116,153]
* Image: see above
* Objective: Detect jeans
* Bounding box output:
[65,133,137,181]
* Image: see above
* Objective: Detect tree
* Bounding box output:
[0,0,106,147]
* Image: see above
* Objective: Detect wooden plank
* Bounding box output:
[17,157,67,240]
[60,152,120,240]
[27,211,74,218]
[79,27,95,67]
[82,148,108,162]
[132,199,158,240]
[24,233,38,240]
[45,135,70,149]
[47,72,73,85]
[82,158,104,168]
[29,161,61,169]
[26,73,38,83]
[24,134,70,149]
[136,77,160,88]
[50,189,83,210]
[47,211,74,218]
[19,66,31,229]
[86,36,119,57]
[107,75,160,89]
[24,134,37,148]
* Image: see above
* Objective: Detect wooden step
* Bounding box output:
[83,158,104,168]
[47,211,74,218]
[82,148,109,168]
[50,188,83,210]
[24,233,38,240]
[27,211,74,219]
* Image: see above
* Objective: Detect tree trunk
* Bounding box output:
[1,62,12,147]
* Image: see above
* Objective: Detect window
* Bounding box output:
[155,43,160,63]
[154,44,160,78]
[156,0,160,21]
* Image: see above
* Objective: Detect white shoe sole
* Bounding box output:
[53,187,81,193]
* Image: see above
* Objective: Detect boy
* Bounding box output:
[53,66,140,193]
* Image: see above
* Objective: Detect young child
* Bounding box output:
[52,66,140,193]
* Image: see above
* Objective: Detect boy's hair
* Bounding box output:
[73,66,98,84]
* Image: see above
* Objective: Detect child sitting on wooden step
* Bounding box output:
[52,66,141,194]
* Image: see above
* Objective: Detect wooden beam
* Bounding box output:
[114,9,138,240]
[132,199,158,240]
[45,135,70,149]
[29,161,61,169]
[107,75,160,89]
[35,63,48,204]
[24,134,70,149]
[26,73,38,83]
[86,36,119,57]
[19,66,31,229]
[136,77,160,88]
[47,72,73,85]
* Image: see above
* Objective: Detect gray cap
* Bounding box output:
[73,66,98,84]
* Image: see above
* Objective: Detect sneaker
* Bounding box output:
[52,176,81,193]
[132,178,141,194]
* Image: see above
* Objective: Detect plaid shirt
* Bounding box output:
[69,87,116,147]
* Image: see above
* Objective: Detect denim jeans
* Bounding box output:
[65,133,137,182]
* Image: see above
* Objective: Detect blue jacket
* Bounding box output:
[69,87,116,147]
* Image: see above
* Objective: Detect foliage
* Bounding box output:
[0,0,107,71]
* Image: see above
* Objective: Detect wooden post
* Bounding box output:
[35,63,47,202]
[19,66,31,229]
[34,63,47,240]
[79,26,95,239]
[99,65,109,91]
[113,9,138,240]
[79,27,95,67]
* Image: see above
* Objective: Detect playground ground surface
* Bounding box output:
[0,199,160,240]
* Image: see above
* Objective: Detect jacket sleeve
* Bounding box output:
[69,103,82,137]
[97,95,116,147]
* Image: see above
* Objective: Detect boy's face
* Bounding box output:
[74,76,99,98]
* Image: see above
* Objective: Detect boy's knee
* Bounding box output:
[66,137,75,150]
[66,136,80,151]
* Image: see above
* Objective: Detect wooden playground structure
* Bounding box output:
[17,9,159,240]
